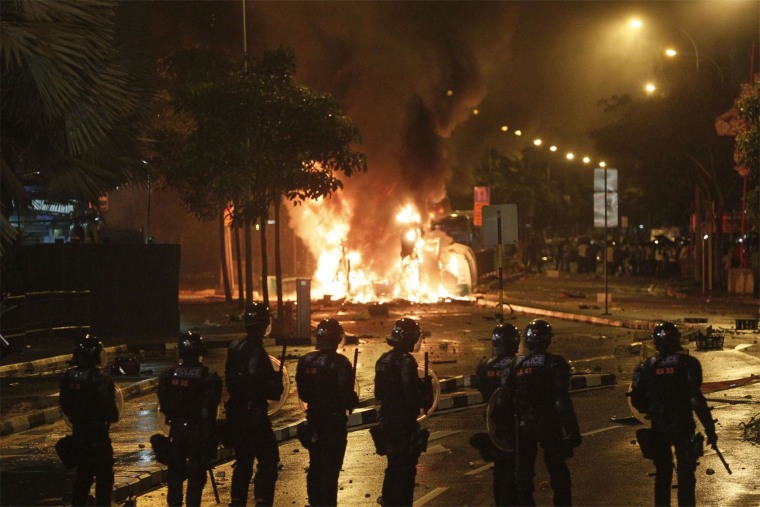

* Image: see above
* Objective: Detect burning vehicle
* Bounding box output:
[288,200,478,304]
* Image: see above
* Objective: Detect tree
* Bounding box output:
[0,0,149,257]
[256,49,366,317]
[590,63,740,286]
[472,148,592,239]
[150,47,366,314]
[733,82,760,230]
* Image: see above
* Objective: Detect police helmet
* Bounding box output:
[316,318,344,350]
[388,318,421,351]
[524,319,553,352]
[73,334,105,367]
[652,322,681,354]
[492,323,520,355]
[178,331,207,359]
[244,302,272,336]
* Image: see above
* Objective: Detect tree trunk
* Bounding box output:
[259,214,270,308]
[234,223,244,308]
[219,211,232,302]
[244,221,254,305]
[274,198,284,319]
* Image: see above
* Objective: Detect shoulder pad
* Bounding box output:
[399,353,419,368]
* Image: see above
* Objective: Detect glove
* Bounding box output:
[563,434,582,458]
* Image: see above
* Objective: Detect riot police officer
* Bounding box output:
[373,317,430,507]
[474,323,520,506]
[629,322,717,506]
[158,332,222,507]
[59,334,119,506]
[225,303,283,507]
[501,319,581,506]
[296,318,359,506]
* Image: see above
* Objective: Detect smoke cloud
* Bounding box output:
[242,2,518,274]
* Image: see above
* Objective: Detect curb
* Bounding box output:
[0,370,616,437]
[475,299,655,330]
[0,376,160,437]
[113,372,618,502]
[0,345,128,378]
[570,373,617,390]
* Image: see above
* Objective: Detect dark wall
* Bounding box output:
[4,244,180,339]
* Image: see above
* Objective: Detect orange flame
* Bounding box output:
[287,196,475,303]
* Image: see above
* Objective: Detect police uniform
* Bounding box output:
[158,359,222,506]
[296,348,358,506]
[630,351,716,506]
[502,351,580,506]
[476,354,517,506]
[375,348,424,506]
[59,362,119,506]
[225,335,283,506]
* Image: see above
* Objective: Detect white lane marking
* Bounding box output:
[424,444,450,455]
[582,425,625,437]
[570,354,616,363]
[413,487,449,507]
[465,463,493,476]
[428,430,461,442]
[735,343,754,351]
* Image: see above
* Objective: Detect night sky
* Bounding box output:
[112,1,759,281]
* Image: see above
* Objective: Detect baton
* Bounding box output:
[208,468,220,503]
[279,344,287,373]
[712,444,733,475]
[424,351,429,379]
[353,348,359,371]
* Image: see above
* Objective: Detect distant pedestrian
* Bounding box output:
[500,319,581,506]
[296,318,359,506]
[576,241,588,274]
[225,303,283,507]
[59,334,119,507]
[373,318,431,506]
[629,322,718,506]
[158,332,222,506]
[473,323,520,506]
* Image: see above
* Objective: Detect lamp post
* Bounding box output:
[671,25,700,71]
[146,174,152,244]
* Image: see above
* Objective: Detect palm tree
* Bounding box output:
[1,0,149,256]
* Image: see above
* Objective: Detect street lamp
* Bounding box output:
[631,19,700,71]
[644,82,657,94]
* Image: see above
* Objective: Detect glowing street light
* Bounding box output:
[501,125,509,132]
[472,108,479,115]
[582,156,591,164]
[631,18,700,71]
[665,48,678,57]
[533,138,542,146]
[514,130,522,136]
[599,161,607,168]
[549,145,558,152]
[566,152,574,160]
[644,82,657,94]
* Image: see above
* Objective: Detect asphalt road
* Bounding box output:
[2,300,758,506]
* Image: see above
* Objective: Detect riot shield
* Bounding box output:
[486,387,515,451]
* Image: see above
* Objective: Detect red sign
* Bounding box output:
[473,186,491,227]
[97,194,109,213]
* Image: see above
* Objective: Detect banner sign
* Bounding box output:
[473,186,491,227]
[594,168,618,228]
